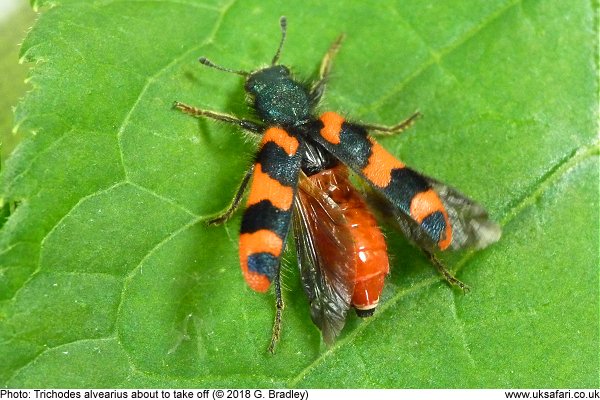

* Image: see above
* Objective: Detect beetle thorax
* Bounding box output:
[245,66,311,126]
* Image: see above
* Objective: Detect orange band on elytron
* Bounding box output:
[409,189,452,250]
[262,127,299,156]
[241,271,271,293]
[437,224,452,250]
[319,111,345,144]
[246,163,294,210]
[362,139,406,187]
[239,229,284,257]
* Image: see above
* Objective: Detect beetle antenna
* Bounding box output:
[198,57,248,77]
[271,16,287,65]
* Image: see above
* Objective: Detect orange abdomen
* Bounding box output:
[309,165,389,315]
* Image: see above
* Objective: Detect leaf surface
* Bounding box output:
[1,0,597,388]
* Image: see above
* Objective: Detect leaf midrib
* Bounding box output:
[356,0,523,118]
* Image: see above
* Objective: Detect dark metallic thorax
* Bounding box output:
[245,66,311,126]
[245,66,336,176]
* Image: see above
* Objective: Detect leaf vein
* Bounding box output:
[115,215,202,367]
[448,294,476,367]
[5,181,129,304]
[2,129,74,196]
[128,181,199,217]
[115,0,238,180]
[356,0,523,117]
[5,336,129,386]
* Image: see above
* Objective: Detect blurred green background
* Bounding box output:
[0,1,36,165]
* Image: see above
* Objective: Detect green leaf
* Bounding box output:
[1,0,597,388]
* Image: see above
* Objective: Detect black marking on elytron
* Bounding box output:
[256,141,303,187]
[241,199,290,238]
[245,66,312,126]
[337,123,373,168]
[302,120,372,170]
[382,168,431,212]
[247,252,279,278]
[420,211,446,243]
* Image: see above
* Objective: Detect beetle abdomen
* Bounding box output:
[308,165,389,315]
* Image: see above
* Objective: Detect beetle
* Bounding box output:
[174,17,501,351]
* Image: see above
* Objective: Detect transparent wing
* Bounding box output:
[428,179,501,250]
[293,172,356,344]
[368,175,501,252]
